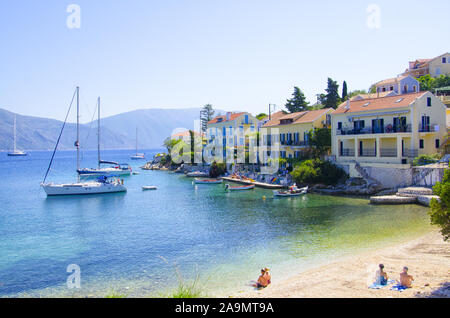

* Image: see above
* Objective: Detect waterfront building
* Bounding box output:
[261,108,333,163]
[331,91,447,168]
[403,52,450,78]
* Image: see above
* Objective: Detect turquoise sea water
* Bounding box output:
[0,150,432,297]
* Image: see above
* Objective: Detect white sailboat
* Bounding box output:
[41,87,127,196]
[7,115,27,156]
[130,127,145,160]
[76,97,132,177]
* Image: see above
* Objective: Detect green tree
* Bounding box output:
[256,113,268,120]
[319,78,341,109]
[369,84,376,94]
[209,161,227,178]
[200,104,215,133]
[429,169,450,241]
[342,81,348,101]
[348,89,368,98]
[307,128,331,157]
[417,74,435,91]
[285,87,309,113]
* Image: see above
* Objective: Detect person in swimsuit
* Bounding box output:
[375,264,388,285]
[399,266,414,288]
[253,269,269,288]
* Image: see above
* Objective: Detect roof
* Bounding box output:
[333,91,428,115]
[375,75,409,87]
[263,108,332,127]
[207,112,245,124]
[171,130,204,138]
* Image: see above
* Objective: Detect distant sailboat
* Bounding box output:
[41,87,127,196]
[76,97,132,177]
[130,127,145,160]
[7,115,27,156]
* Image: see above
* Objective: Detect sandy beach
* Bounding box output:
[236,230,450,298]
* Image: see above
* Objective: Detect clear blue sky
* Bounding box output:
[0,0,449,122]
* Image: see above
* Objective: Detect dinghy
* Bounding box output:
[273,186,308,197]
[225,184,255,191]
[142,186,158,190]
[194,178,222,184]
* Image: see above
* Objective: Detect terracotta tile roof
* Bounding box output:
[208,112,245,124]
[263,108,332,127]
[333,91,427,115]
[172,130,204,138]
[375,75,408,87]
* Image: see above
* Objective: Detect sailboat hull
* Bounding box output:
[77,168,132,177]
[41,182,127,196]
[8,152,27,156]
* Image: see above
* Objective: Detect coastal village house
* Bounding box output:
[374,75,420,95]
[403,52,450,78]
[206,112,258,160]
[331,91,447,169]
[261,108,333,164]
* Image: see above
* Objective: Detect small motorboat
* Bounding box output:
[225,184,255,191]
[142,186,158,190]
[273,186,308,197]
[194,178,223,184]
[186,171,209,177]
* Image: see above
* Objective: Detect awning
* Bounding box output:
[348,110,410,120]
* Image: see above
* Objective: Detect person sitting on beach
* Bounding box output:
[263,268,271,285]
[253,269,270,289]
[375,264,388,285]
[398,266,414,288]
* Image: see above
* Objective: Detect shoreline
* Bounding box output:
[234,230,450,298]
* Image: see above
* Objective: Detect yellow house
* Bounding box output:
[206,112,258,159]
[261,108,333,160]
[331,91,447,167]
[403,52,450,78]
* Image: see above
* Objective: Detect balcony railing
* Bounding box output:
[340,149,355,157]
[280,140,309,146]
[380,148,397,157]
[359,149,376,157]
[418,124,438,133]
[337,124,411,135]
[402,149,418,158]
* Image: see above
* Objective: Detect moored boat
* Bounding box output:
[273,185,308,197]
[194,178,223,184]
[225,184,255,191]
[7,115,27,157]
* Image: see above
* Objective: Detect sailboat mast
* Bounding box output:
[76,86,80,182]
[98,97,101,169]
[13,115,16,152]
[136,127,138,155]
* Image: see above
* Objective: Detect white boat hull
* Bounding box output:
[194,178,222,184]
[42,182,127,196]
[7,151,27,156]
[273,186,308,197]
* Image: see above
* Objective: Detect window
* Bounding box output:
[244,115,249,124]
[436,139,440,148]
[413,85,417,92]
[419,139,424,149]
[338,122,342,130]
[390,86,394,91]
[427,97,432,106]
[442,57,447,64]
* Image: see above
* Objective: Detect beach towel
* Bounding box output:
[390,284,409,292]
[368,279,395,289]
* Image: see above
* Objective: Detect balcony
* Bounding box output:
[402,149,418,158]
[380,148,397,157]
[280,140,309,147]
[340,149,355,157]
[418,124,438,133]
[359,149,376,157]
[337,124,411,135]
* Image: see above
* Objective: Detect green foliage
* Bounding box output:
[348,89,368,98]
[307,128,331,157]
[209,161,227,178]
[342,81,348,101]
[285,86,309,113]
[429,169,450,241]
[256,113,268,120]
[200,104,215,132]
[317,78,341,109]
[291,159,347,186]
[417,75,450,92]
[412,153,442,166]
[369,85,376,94]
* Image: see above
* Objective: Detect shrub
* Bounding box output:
[209,161,227,178]
[291,159,347,186]
[429,169,450,241]
[413,153,442,166]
